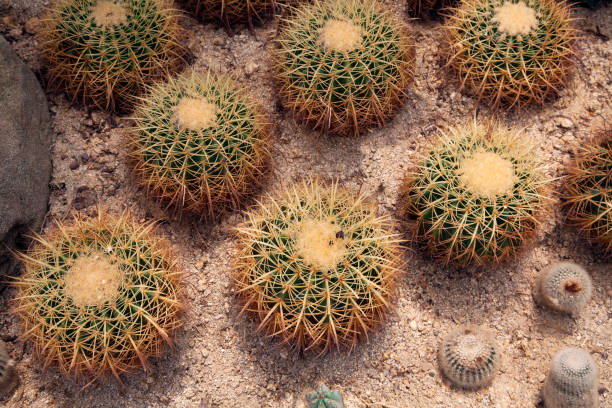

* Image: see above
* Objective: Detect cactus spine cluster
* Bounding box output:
[445,0,576,108]
[563,132,611,254]
[0,340,17,399]
[535,262,593,316]
[543,348,599,408]
[12,212,182,382]
[40,0,185,112]
[401,119,548,265]
[438,325,500,389]
[235,179,401,352]
[306,384,345,408]
[276,0,415,136]
[129,70,270,217]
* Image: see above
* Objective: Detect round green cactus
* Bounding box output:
[543,348,599,408]
[40,0,186,112]
[183,0,301,26]
[0,340,17,399]
[129,70,270,218]
[306,384,345,408]
[445,0,576,108]
[235,179,401,352]
[563,131,611,254]
[276,0,415,136]
[438,325,501,389]
[535,262,593,316]
[401,119,549,265]
[12,212,183,382]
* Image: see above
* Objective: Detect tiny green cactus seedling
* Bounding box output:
[40,0,186,112]
[0,340,17,399]
[535,262,593,316]
[438,325,500,389]
[129,70,270,218]
[183,0,301,26]
[12,212,182,382]
[235,178,401,352]
[543,348,599,408]
[563,131,611,254]
[276,0,415,136]
[401,119,549,265]
[306,384,345,408]
[445,0,577,108]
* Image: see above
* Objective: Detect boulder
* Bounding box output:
[0,35,52,278]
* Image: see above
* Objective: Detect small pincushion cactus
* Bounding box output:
[543,348,599,408]
[563,132,611,254]
[306,384,345,408]
[401,119,549,265]
[445,0,576,108]
[438,325,500,389]
[40,0,185,112]
[0,340,17,399]
[129,70,270,217]
[535,262,593,316]
[184,0,300,26]
[276,0,415,136]
[235,179,400,352]
[12,212,182,382]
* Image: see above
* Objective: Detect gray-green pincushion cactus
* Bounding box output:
[543,348,599,408]
[0,340,17,399]
[535,262,593,316]
[438,325,501,389]
[306,384,344,408]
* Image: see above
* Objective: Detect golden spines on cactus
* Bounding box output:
[39,0,186,112]
[129,70,270,218]
[235,178,401,352]
[11,211,182,382]
[563,131,611,254]
[400,119,549,265]
[444,0,577,108]
[276,0,415,136]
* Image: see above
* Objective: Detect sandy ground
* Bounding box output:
[0,1,611,407]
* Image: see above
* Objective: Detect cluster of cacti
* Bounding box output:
[563,131,611,254]
[535,262,593,316]
[235,178,400,352]
[438,325,501,389]
[542,348,599,408]
[129,70,270,217]
[405,0,457,19]
[0,340,17,399]
[401,119,548,265]
[183,0,301,26]
[40,0,185,112]
[306,384,345,408]
[276,0,415,136]
[445,0,576,108]
[11,212,182,381]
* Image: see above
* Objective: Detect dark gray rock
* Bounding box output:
[0,35,51,278]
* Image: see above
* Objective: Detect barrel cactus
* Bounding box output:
[563,132,611,254]
[401,119,548,265]
[129,70,270,218]
[235,179,401,352]
[306,384,345,408]
[438,325,501,389]
[445,0,576,108]
[11,212,182,382]
[276,0,415,136]
[40,0,186,112]
[0,340,17,399]
[535,262,593,316]
[543,348,599,408]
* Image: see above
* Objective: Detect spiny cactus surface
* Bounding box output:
[40,0,185,112]
[0,340,17,399]
[129,70,270,218]
[438,325,500,389]
[401,119,548,265]
[276,0,415,136]
[564,132,611,254]
[536,262,593,315]
[306,384,345,408]
[406,0,457,18]
[184,0,301,25]
[235,179,401,352]
[12,212,182,382]
[543,348,599,408]
[445,0,576,108]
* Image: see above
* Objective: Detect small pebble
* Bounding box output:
[69,159,79,170]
